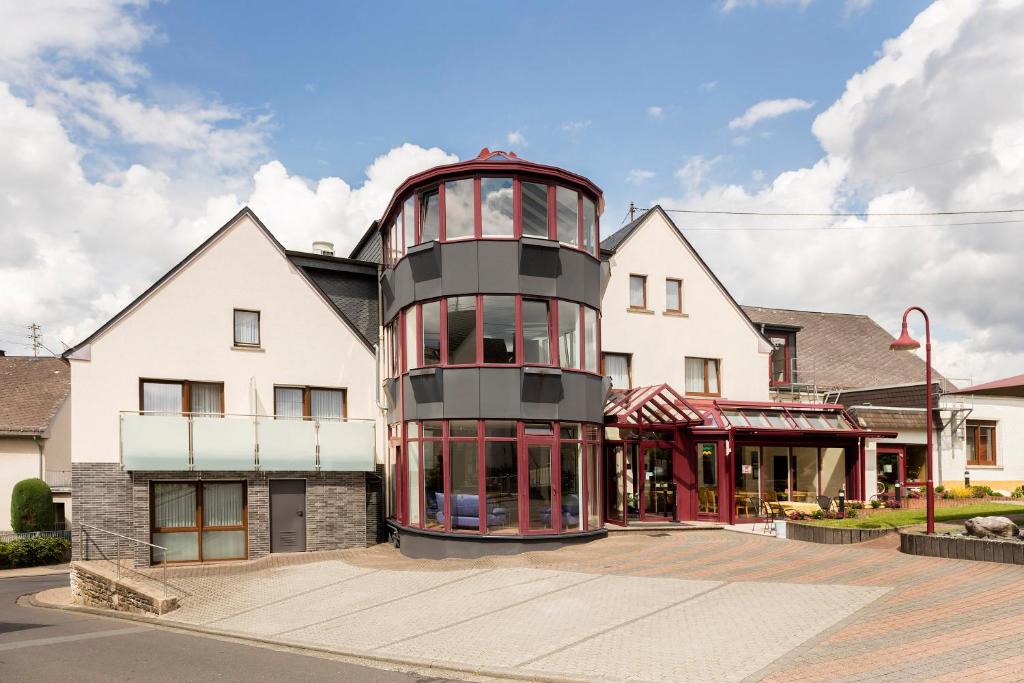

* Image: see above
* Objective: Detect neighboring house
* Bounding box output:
[65,208,381,565]
[600,207,772,401]
[945,375,1024,492]
[0,355,71,531]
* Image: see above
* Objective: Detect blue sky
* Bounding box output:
[136,0,929,229]
[3,0,1022,382]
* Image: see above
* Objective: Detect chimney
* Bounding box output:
[0,350,5,356]
[312,240,335,256]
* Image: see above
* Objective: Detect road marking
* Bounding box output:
[0,626,150,651]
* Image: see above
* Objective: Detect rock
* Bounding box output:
[964,516,1019,539]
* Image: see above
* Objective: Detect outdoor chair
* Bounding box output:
[816,495,833,512]
[750,497,774,534]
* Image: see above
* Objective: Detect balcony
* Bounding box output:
[44,469,72,492]
[120,412,375,472]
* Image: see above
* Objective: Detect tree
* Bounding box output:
[10,478,54,533]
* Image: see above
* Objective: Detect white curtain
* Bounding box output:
[629,276,645,308]
[190,383,222,416]
[685,357,706,393]
[202,483,243,526]
[707,359,720,394]
[154,483,196,528]
[405,305,418,371]
[234,310,259,345]
[275,387,304,418]
[556,186,579,245]
[584,308,598,373]
[311,389,344,420]
[142,382,182,414]
[605,354,630,388]
[558,301,579,369]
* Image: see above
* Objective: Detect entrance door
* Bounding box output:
[643,445,674,520]
[877,448,903,495]
[270,479,306,553]
[696,443,719,518]
[604,443,626,526]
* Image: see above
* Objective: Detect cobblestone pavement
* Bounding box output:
[159,531,1024,682]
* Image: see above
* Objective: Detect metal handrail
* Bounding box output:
[79,522,168,598]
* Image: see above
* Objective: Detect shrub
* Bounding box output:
[10,478,54,533]
[970,485,995,498]
[0,536,70,569]
[849,501,865,510]
[1012,486,1024,499]
[934,485,945,494]
[870,499,882,509]
[945,486,974,499]
[845,508,859,519]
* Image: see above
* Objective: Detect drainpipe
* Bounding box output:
[34,435,44,479]
[375,263,388,413]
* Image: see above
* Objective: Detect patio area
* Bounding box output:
[149,530,1024,682]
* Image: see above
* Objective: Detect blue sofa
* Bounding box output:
[434,493,508,530]
[539,494,581,528]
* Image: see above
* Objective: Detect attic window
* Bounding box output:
[233,309,260,347]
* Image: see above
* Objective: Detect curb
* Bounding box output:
[28,592,588,683]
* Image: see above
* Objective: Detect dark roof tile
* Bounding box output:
[0,357,70,434]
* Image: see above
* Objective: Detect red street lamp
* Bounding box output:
[889,306,935,534]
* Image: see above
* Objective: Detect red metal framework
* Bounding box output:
[604,384,704,427]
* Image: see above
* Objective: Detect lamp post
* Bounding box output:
[889,307,935,534]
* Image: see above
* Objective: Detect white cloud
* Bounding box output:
[752,169,765,182]
[843,0,874,21]
[646,106,664,119]
[721,0,813,13]
[657,0,1024,383]
[561,119,591,132]
[0,2,458,354]
[626,169,655,184]
[506,129,527,146]
[729,98,815,130]
[700,80,719,91]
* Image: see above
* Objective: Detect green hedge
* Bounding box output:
[0,536,71,569]
[10,478,54,533]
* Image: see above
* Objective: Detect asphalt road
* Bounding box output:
[0,572,453,682]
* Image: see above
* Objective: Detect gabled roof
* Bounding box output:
[742,305,947,391]
[0,357,70,435]
[953,373,1024,398]
[601,206,772,351]
[65,207,375,358]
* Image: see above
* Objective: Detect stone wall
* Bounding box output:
[75,464,371,566]
[70,561,178,615]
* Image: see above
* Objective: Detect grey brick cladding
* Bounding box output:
[74,463,370,566]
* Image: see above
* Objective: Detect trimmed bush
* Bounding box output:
[934,485,945,493]
[10,478,54,533]
[0,536,70,568]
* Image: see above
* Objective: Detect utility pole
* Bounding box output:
[28,323,42,358]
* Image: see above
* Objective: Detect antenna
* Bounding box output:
[28,323,42,358]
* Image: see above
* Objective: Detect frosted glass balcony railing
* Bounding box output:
[120,412,375,472]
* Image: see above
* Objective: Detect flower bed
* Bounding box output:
[787,522,895,545]
[899,529,1024,564]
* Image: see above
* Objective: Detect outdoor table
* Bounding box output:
[775,501,821,515]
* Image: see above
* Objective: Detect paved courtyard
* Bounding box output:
[157,530,1024,682]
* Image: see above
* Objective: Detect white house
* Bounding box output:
[66,208,382,565]
[0,356,71,531]
[599,207,772,401]
[944,374,1024,493]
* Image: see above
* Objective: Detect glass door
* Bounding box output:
[643,444,674,520]
[626,443,641,520]
[526,443,555,531]
[604,444,626,525]
[696,442,719,518]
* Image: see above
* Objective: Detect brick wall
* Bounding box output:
[75,465,371,566]
[366,464,384,545]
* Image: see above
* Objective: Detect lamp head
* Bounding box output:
[889,322,921,351]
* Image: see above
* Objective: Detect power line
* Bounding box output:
[677,218,1024,232]
[654,207,1024,217]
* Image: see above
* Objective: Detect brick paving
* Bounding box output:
[157,531,1024,682]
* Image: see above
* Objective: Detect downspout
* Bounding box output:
[375,263,388,412]
[34,435,44,479]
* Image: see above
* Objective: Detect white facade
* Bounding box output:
[944,395,1024,491]
[600,208,772,401]
[67,210,379,466]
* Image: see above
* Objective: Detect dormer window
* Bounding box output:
[233,309,260,347]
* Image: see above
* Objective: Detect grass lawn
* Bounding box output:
[800,503,1024,529]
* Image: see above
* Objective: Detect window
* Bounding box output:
[967,421,997,466]
[684,357,720,396]
[447,296,477,365]
[522,299,551,364]
[665,279,682,313]
[233,309,260,346]
[448,441,480,531]
[556,186,579,246]
[273,386,346,420]
[404,306,418,370]
[582,196,597,255]
[584,307,598,373]
[403,195,415,249]
[603,353,631,389]
[419,188,439,243]
[482,295,516,363]
[522,182,549,238]
[422,301,441,366]
[557,301,580,369]
[767,330,795,385]
[152,481,246,563]
[141,380,223,415]
[629,275,647,309]
[485,437,518,534]
[480,178,513,236]
[445,179,474,239]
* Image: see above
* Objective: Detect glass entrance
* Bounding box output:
[697,442,719,517]
[644,446,674,519]
[605,440,675,523]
